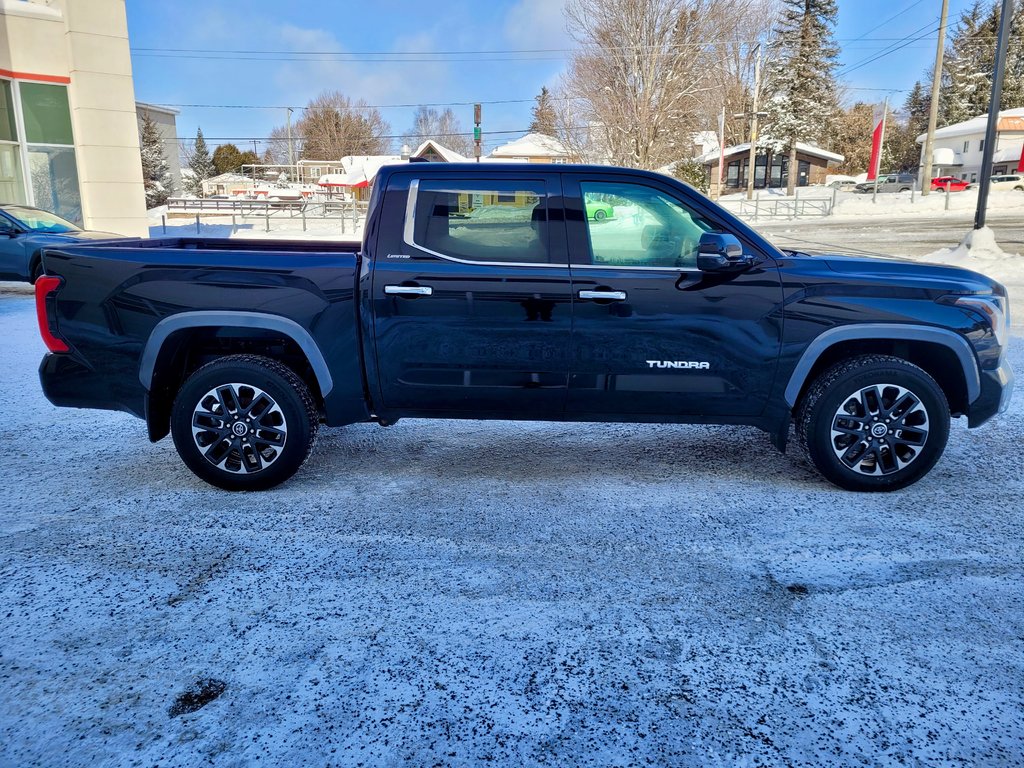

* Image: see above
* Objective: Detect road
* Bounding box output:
[756,209,1024,259]
[1,287,1022,767]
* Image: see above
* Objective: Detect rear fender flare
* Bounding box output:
[139,311,334,396]
[783,324,980,408]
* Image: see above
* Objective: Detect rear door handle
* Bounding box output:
[384,285,433,296]
[578,290,626,301]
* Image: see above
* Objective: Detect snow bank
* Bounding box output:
[832,188,1024,219]
[918,227,1024,319]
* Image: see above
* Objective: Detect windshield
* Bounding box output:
[2,206,80,234]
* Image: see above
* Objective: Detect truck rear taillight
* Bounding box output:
[35,275,70,353]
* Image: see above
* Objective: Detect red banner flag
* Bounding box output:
[867,104,886,181]
[1017,142,1024,173]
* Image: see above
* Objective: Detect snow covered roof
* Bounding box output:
[319,155,403,187]
[412,140,470,163]
[203,172,252,185]
[489,132,571,159]
[696,142,844,164]
[916,107,1024,143]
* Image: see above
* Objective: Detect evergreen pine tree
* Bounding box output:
[529,87,558,136]
[139,111,171,208]
[938,2,1023,126]
[185,127,215,197]
[763,0,841,194]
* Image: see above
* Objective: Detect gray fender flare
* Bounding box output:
[139,311,334,396]
[783,323,979,407]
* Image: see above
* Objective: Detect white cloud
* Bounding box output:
[502,0,571,52]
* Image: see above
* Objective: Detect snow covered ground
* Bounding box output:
[1,286,1022,766]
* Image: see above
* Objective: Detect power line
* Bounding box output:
[837,18,944,76]
[152,97,580,111]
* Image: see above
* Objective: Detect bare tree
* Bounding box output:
[561,0,739,169]
[276,91,391,160]
[401,107,473,155]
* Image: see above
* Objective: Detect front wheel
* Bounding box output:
[796,355,950,492]
[170,355,318,490]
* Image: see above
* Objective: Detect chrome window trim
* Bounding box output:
[402,177,569,269]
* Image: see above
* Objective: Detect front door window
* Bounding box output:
[580,181,714,269]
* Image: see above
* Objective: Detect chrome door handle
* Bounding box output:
[384,285,433,296]
[578,290,626,301]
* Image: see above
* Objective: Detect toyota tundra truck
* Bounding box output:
[35,163,1013,491]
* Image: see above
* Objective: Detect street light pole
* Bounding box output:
[974,0,1015,229]
[921,0,950,196]
[746,45,762,201]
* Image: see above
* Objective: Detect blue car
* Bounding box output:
[0,204,123,283]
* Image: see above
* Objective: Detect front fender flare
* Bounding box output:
[783,323,980,408]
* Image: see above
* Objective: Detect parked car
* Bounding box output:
[585,199,614,220]
[931,176,971,193]
[827,179,859,190]
[0,204,122,283]
[854,174,916,194]
[989,174,1024,192]
[36,163,1012,492]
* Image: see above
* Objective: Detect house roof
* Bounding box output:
[318,155,402,187]
[916,107,1024,143]
[202,172,252,185]
[489,132,571,158]
[412,140,470,163]
[696,141,844,164]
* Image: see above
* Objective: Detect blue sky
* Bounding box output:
[126,0,981,155]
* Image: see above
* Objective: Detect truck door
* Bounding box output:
[563,174,783,418]
[370,172,572,415]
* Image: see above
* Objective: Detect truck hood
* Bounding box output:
[819,252,1005,296]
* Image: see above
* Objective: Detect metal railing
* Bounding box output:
[160,198,368,236]
[717,190,837,220]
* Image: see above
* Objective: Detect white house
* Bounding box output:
[487,132,575,163]
[917,107,1024,182]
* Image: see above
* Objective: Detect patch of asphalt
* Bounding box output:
[0,293,1021,766]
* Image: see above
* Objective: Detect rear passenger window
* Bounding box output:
[410,180,549,264]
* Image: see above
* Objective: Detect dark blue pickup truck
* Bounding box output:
[35,163,1013,491]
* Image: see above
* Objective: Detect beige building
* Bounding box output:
[0,0,148,236]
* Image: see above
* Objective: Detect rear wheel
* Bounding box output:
[797,355,950,492]
[171,355,318,490]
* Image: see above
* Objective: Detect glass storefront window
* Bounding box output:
[28,146,81,224]
[0,143,27,204]
[20,82,74,145]
[0,80,17,142]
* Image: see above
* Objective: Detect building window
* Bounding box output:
[970,173,977,183]
[963,141,969,153]
[979,140,984,152]
[0,77,82,224]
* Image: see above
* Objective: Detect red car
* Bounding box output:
[931,176,970,192]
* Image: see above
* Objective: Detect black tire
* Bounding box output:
[796,355,950,492]
[171,355,318,491]
[593,208,607,221]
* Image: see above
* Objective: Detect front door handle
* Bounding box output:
[385,285,433,296]
[578,289,626,301]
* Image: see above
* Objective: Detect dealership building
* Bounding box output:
[0,0,148,235]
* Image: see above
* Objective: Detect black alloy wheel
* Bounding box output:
[171,355,318,491]
[797,355,950,492]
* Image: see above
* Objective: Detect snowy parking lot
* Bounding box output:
[1,284,1022,766]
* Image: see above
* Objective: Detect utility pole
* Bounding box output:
[716,106,726,200]
[921,0,950,196]
[746,45,763,201]
[286,107,295,178]
[974,0,1015,229]
[474,103,482,163]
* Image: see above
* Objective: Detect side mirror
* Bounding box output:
[697,232,752,272]
[0,226,17,239]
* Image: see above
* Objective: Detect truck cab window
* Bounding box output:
[580,182,713,269]
[411,180,548,264]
